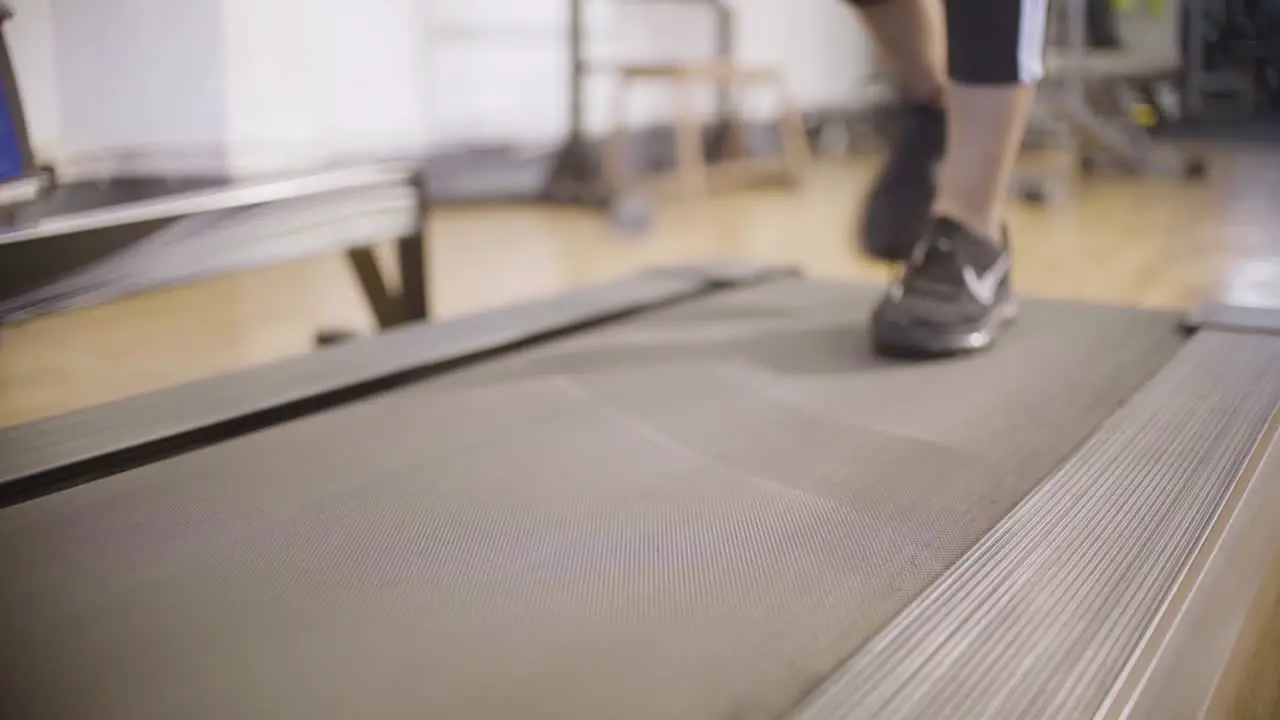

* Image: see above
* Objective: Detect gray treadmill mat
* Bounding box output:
[0,280,1185,719]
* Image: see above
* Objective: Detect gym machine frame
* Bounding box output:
[0,166,432,348]
[0,4,428,349]
[542,0,737,206]
[1018,0,1206,201]
[0,2,53,207]
[1179,0,1276,121]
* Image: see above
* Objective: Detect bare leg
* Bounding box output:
[869,0,1049,358]
[935,0,1045,237]
[932,83,1037,237]
[856,0,946,105]
[849,0,948,261]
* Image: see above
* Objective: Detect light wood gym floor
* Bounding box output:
[1,148,1278,428]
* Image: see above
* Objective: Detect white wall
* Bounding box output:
[426,0,568,147]
[220,0,433,176]
[6,0,61,159]
[430,0,878,147]
[49,0,227,176]
[6,0,877,178]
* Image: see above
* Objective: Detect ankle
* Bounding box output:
[929,205,1000,242]
[903,84,945,110]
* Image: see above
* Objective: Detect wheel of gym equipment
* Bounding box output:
[1015,178,1068,206]
[37,164,58,194]
[1184,156,1209,179]
[1034,185,1065,205]
[610,192,653,236]
[316,329,360,347]
[1022,186,1051,205]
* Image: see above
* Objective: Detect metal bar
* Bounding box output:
[403,172,431,322]
[345,175,428,329]
[396,233,428,323]
[569,0,585,139]
[1066,0,1088,107]
[791,331,1280,720]
[713,0,734,123]
[0,264,789,507]
[1096,409,1280,719]
[1183,0,1206,118]
[0,3,37,178]
[0,162,418,246]
[622,0,736,119]
[1184,302,1280,336]
[345,247,400,328]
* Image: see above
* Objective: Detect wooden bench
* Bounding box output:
[601,61,810,199]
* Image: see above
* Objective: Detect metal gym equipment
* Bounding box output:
[0,4,429,347]
[2,259,1279,719]
[0,164,430,347]
[0,2,53,208]
[542,0,737,213]
[1017,0,1209,202]
[1180,0,1280,121]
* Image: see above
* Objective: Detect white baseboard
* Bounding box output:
[49,146,234,182]
[46,141,434,183]
[0,176,43,206]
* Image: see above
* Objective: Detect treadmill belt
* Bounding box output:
[0,280,1185,719]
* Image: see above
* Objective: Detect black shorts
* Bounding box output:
[849,0,1049,84]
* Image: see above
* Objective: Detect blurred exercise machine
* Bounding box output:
[1181,0,1280,122]
[0,2,52,206]
[543,0,741,211]
[0,1,429,346]
[0,166,430,346]
[1016,0,1208,202]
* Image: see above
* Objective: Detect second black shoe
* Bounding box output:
[858,102,945,262]
[871,216,1017,358]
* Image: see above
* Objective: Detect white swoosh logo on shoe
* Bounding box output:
[961,254,1010,307]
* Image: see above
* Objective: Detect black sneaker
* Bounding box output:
[859,103,945,262]
[871,217,1017,357]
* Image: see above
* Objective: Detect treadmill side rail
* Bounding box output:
[791,330,1280,720]
[0,167,431,338]
[1109,411,1280,719]
[1183,301,1280,337]
[0,263,790,508]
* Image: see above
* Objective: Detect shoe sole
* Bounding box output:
[860,244,911,264]
[857,157,938,264]
[872,298,1020,359]
[858,210,919,264]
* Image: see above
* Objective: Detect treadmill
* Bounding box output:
[0,263,1278,719]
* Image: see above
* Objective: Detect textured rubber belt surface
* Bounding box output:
[0,280,1183,719]
[792,330,1280,720]
[0,268,723,494]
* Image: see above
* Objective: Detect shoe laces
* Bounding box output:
[900,235,964,300]
[899,222,1008,300]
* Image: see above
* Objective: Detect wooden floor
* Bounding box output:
[1,149,1278,427]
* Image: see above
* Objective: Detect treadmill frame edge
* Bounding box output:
[1103,408,1280,719]
[11,278,1276,718]
[790,326,1280,720]
[0,262,797,509]
[1183,301,1280,336]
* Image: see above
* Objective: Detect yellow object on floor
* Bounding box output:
[1131,102,1159,127]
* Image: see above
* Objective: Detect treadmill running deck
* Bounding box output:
[0,280,1196,718]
